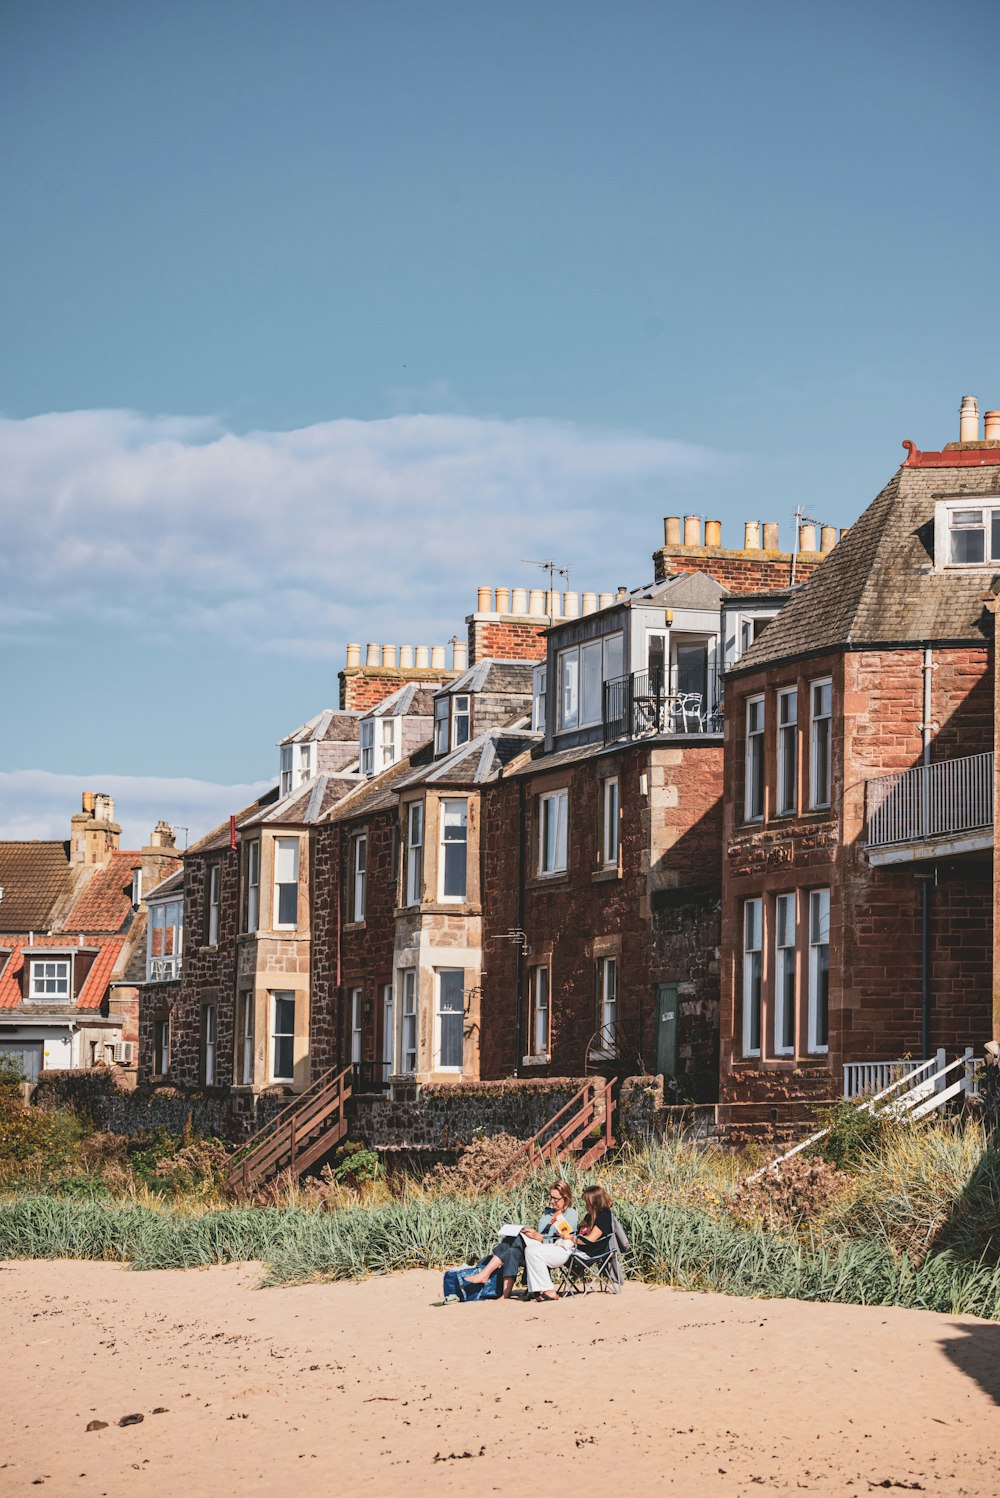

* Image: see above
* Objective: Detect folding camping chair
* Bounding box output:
[555,1216,628,1297]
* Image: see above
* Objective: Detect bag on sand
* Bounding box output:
[442,1256,503,1303]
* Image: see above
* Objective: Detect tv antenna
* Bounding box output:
[522,560,570,624]
[791,506,833,588]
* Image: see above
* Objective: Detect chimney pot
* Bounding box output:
[345,642,362,668]
[820,525,837,554]
[415,646,430,668]
[960,395,980,443]
[744,521,760,550]
[839,526,851,543]
[563,590,579,617]
[365,642,380,666]
[495,586,511,614]
[528,588,545,615]
[984,410,1000,442]
[798,524,817,553]
[704,519,722,547]
[430,645,446,669]
[683,514,701,546]
[477,585,492,612]
[381,644,397,667]
[399,645,415,668]
[762,522,780,551]
[581,591,597,615]
[546,590,562,617]
[511,587,528,613]
[81,791,96,814]
[452,640,468,671]
[664,516,682,546]
[598,592,614,610]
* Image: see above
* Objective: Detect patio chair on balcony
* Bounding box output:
[671,692,703,733]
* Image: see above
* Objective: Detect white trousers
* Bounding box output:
[524,1239,573,1293]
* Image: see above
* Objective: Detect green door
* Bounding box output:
[656,983,679,1080]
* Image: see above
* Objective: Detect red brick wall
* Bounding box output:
[338,668,454,712]
[480,742,722,1099]
[467,615,548,665]
[653,545,825,592]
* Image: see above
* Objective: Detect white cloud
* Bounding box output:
[0,408,736,653]
[0,770,273,852]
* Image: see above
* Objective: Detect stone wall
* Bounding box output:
[349,1078,589,1149]
[33,1067,294,1142]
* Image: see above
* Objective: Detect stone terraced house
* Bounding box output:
[720,397,1000,1137]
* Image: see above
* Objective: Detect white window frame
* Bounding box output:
[273,837,299,930]
[433,697,449,756]
[776,687,798,817]
[809,678,832,810]
[557,648,579,731]
[400,969,417,1074]
[245,839,260,934]
[452,694,471,748]
[538,789,568,875]
[597,956,617,1055]
[350,987,363,1065]
[580,640,603,726]
[600,777,620,868]
[279,744,293,797]
[270,991,296,1083]
[352,832,367,922]
[298,742,314,784]
[529,964,550,1059]
[405,801,424,907]
[379,715,400,770]
[207,863,221,946]
[28,957,71,1000]
[147,898,184,981]
[239,992,254,1085]
[808,888,831,1054]
[742,897,763,1058]
[745,696,765,821]
[154,1016,170,1076]
[382,983,395,1075]
[438,797,468,902]
[532,663,547,733]
[359,719,376,776]
[934,499,1000,569]
[435,968,465,1072]
[774,893,796,1057]
[204,1003,217,1086]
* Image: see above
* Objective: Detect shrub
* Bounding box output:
[424,1132,524,1194]
[729,1155,848,1233]
[807,1098,898,1171]
[0,1079,88,1183]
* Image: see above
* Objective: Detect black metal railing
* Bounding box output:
[603,667,723,745]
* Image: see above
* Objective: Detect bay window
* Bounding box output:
[405,802,424,906]
[271,991,295,1082]
[400,969,417,1074]
[435,969,465,1070]
[245,840,260,933]
[273,838,299,928]
[439,799,468,901]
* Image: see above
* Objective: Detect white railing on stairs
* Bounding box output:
[749,1047,983,1181]
[843,1059,926,1099]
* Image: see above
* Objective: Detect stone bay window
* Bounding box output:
[147,893,183,981]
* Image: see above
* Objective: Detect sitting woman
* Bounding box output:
[465,1181,577,1300]
[524,1182,616,1301]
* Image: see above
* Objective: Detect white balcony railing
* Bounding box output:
[148,955,183,981]
[864,751,994,849]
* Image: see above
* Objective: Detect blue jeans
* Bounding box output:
[492,1236,526,1280]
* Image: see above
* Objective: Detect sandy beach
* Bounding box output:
[1,1260,999,1496]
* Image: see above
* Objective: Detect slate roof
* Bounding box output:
[145,868,185,903]
[734,458,1000,674]
[436,660,536,697]
[279,709,359,745]
[0,933,126,1012]
[241,773,359,829]
[63,849,142,934]
[0,842,75,933]
[634,571,728,609]
[324,745,437,824]
[187,787,281,854]
[396,728,540,788]
[360,684,437,719]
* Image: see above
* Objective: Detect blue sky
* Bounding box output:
[1,1,997,846]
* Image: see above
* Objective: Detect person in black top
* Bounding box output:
[575,1184,615,1258]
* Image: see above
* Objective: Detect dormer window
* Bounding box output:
[29,958,71,1000]
[360,717,401,776]
[935,501,1000,567]
[279,741,316,797]
[433,694,472,756]
[532,664,547,733]
[280,745,293,796]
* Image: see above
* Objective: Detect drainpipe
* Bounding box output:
[920,646,933,1060]
[513,780,526,1078]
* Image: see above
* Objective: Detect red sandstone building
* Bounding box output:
[720,397,1000,1130]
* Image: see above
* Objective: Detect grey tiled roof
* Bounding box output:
[360,684,438,718]
[733,462,1000,673]
[0,842,74,933]
[436,660,536,697]
[279,709,360,745]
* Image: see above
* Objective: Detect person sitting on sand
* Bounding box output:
[464,1181,578,1300]
[523,1182,616,1302]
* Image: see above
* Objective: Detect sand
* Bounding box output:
[1,1261,999,1497]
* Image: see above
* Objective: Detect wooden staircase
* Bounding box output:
[225,1065,353,1193]
[482,1079,616,1191]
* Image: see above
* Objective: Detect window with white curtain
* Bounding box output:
[538,790,568,874]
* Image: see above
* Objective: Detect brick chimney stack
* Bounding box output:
[141,821,180,898]
[70,792,122,866]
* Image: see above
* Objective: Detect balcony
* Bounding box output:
[864,751,994,864]
[147,955,183,982]
[603,667,723,746]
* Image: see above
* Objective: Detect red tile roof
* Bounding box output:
[63,850,141,933]
[0,933,126,1011]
